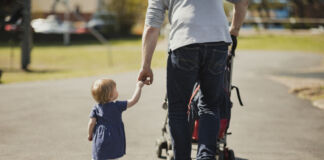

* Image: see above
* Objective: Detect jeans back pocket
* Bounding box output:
[207,48,227,75]
[171,46,200,72]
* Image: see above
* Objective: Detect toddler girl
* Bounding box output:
[88,79,144,160]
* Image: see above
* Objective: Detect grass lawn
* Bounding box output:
[238,34,324,53]
[0,39,166,84]
[0,34,323,84]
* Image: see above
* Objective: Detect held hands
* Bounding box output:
[137,81,145,88]
[138,67,153,85]
[127,80,145,108]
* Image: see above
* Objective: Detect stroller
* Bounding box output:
[155,36,244,160]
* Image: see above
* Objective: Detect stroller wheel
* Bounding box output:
[228,149,235,160]
[155,138,167,158]
[218,148,235,160]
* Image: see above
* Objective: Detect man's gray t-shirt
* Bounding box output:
[145,0,240,51]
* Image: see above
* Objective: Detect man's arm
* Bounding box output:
[127,81,144,108]
[229,0,249,36]
[138,25,160,85]
[87,118,96,141]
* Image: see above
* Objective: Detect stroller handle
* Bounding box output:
[230,35,237,56]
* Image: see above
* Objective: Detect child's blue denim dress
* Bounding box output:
[89,101,127,160]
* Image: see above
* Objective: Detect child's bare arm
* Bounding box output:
[88,118,97,141]
[127,81,144,108]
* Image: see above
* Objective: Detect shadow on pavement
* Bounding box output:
[23,68,64,74]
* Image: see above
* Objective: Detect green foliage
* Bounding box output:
[289,0,324,18]
[248,0,324,18]
[223,1,233,17]
[107,0,147,34]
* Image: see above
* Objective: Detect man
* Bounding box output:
[138,0,248,159]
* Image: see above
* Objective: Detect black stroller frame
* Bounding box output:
[156,36,243,160]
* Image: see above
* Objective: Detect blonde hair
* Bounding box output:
[91,79,116,104]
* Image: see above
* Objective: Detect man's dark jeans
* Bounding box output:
[167,42,229,160]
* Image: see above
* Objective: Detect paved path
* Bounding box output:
[0,51,324,160]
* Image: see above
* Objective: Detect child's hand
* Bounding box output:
[137,81,144,88]
[88,135,93,141]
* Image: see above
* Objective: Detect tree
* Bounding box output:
[107,0,147,35]
[289,0,324,18]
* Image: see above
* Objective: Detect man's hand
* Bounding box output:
[229,26,240,37]
[88,134,93,141]
[138,67,153,85]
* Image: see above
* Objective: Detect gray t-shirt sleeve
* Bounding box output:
[145,0,167,28]
[226,0,241,3]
